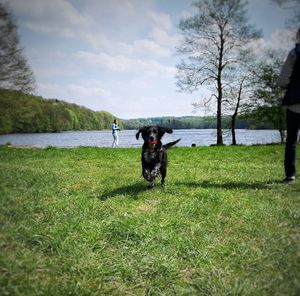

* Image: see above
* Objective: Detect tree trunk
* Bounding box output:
[231,114,237,145]
[231,77,245,145]
[217,96,223,145]
[216,28,224,146]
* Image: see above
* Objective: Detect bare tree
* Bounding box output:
[224,49,257,145]
[176,0,260,145]
[227,75,247,145]
[0,2,35,93]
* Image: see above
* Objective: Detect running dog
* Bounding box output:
[136,126,181,187]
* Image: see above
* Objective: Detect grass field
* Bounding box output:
[0,144,300,295]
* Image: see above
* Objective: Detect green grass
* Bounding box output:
[0,145,299,295]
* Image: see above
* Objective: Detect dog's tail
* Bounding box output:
[163,138,181,149]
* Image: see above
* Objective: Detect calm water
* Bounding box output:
[0,129,281,148]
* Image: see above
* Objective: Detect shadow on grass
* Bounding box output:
[176,179,282,190]
[99,179,283,201]
[99,182,147,201]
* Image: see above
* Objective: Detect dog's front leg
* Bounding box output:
[149,180,156,188]
[147,164,160,188]
[151,164,161,181]
[143,169,156,188]
[143,168,151,181]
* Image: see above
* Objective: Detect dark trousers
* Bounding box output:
[285,109,300,177]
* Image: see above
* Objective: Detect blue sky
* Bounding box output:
[4,0,296,119]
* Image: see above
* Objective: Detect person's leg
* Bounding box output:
[112,134,117,148]
[284,109,300,178]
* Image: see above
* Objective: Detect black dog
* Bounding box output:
[136,126,181,187]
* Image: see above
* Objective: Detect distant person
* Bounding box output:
[278,27,300,182]
[112,119,120,148]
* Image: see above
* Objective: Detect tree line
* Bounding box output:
[0,88,278,134]
[0,89,121,134]
[122,115,274,130]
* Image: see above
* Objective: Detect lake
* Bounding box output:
[0,129,281,148]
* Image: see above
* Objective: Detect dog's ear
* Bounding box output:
[158,127,173,137]
[164,127,173,134]
[136,129,141,140]
[136,127,145,140]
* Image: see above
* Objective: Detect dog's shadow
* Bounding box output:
[99,182,148,201]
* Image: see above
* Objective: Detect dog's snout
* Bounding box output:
[149,135,155,141]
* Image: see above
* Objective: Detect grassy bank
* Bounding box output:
[0,145,299,295]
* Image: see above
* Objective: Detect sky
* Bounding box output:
[3,0,297,119]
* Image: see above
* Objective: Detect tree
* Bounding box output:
[0,2,35,93]
[228,75,247,145]
[248,54,286,143]
[224,49,257,145]
[176,0,260,145]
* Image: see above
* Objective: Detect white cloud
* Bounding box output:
[147,10,172,31]
[10,0,178,57]
[67,81,111,98]
[74,51,176,77]
[146,10,179,53]
[150,27,179,49]
[133,39,172,57]
[248,29,294,56]
[10,0,91,33]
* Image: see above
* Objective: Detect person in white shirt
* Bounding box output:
[112,119,120,148]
